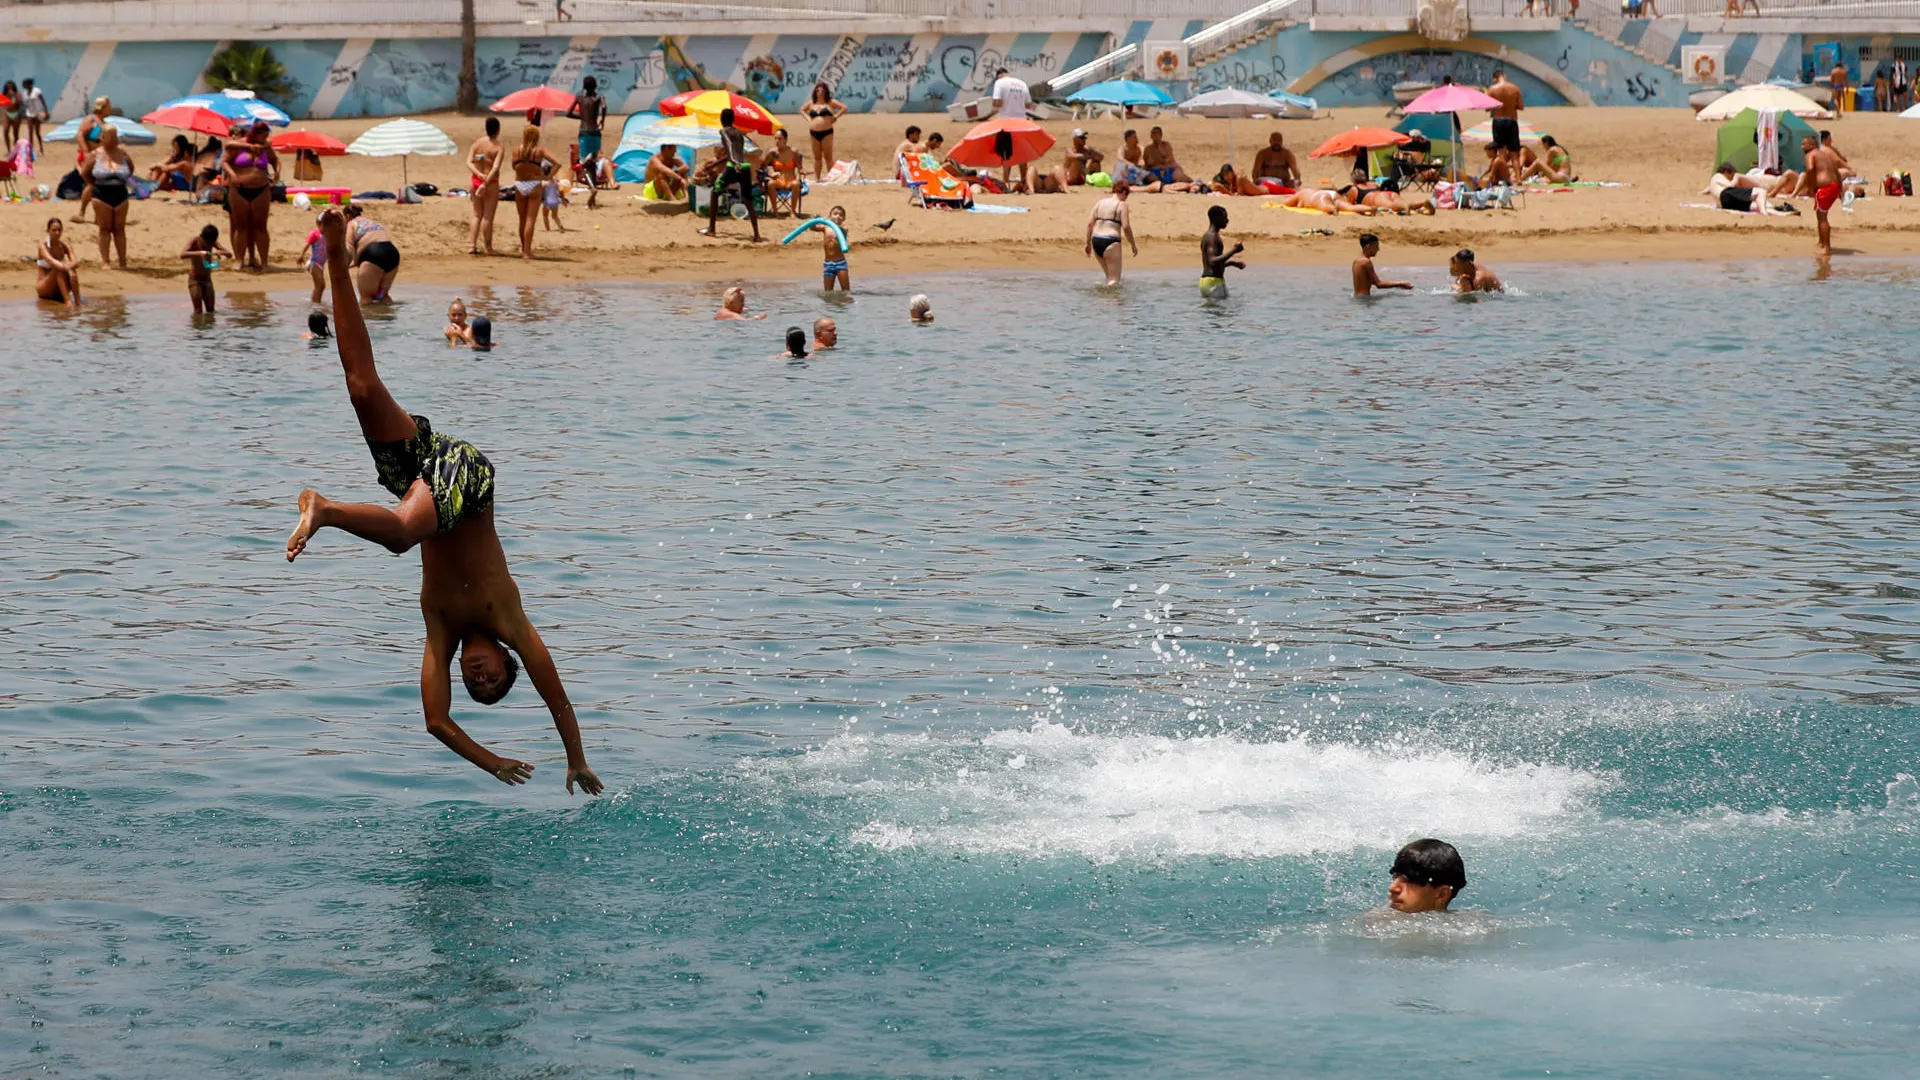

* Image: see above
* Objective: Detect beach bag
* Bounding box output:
[1434,180,1457,210]
[55,168,84,200]
[1087,171,1112,188]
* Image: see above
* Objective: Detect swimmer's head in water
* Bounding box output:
[448,298,467,323]
[460,633,519,704]
[1358,232,1380,254]
[470,316,492,348]
[785,326,808,357]
[813,317,836,348]
[307,312,331,337]
[1207,204,1229,229]
[1451,248,1475,273]
[829,205,846,224]
[723,286,746,312]
[909,294,932,321]
[1389,838,1466,912]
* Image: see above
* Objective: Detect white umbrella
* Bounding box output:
[1176,87,1297,169]
[346,117,458,187]
[1696,84,1831,121]
[1901,101,1920,118]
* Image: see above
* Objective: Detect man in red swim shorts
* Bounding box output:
[1803,134,1845,257]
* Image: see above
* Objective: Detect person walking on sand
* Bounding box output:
[22,77,47,157]
[1487,70,1524,174]
[1352,233,1413,297]
[700,108,761,242]
[1199,204,1244,299]
[1802,134,1844,257]
[467,116,505,255]
[572,75,607,178]
[509,124,561,258]
[990,68,1032,191]
[285,209,603,797]
[1084,179,1137,287]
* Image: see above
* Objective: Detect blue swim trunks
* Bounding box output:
[823,258,848,276]
[578,133,602,159]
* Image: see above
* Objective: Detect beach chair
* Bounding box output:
[899,153,972,209]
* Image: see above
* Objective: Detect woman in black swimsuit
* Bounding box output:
[803,82,847,181]
[88,126,134,269]
[222,121,279,270]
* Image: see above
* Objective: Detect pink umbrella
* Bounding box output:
[1403,84,1503,113]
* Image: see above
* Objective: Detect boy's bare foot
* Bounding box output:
[287,488,327,561]
[493,759,534,785]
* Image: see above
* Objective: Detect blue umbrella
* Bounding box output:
[155,90,290,126]
[44,115,156,144]
[1066,79,1177,107]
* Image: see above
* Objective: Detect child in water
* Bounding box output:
[816,205,850,292]
[181,224,230,315]
[1387,839,1466,913]
[445,298,473,345]
[298,213,328,304]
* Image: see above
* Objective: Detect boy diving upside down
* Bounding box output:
[287,208,602,796]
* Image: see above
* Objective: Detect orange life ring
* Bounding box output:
[1693,54,1717,79]
[1156,50,1181,75]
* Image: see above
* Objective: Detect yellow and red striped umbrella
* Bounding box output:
[657,90,782,136]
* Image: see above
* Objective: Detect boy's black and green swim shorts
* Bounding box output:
[367,414,495,533]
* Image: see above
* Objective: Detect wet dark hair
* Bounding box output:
[470,315,491,347]
[1454,247,1475,264]
[1359,232,1379,247]
[1391,839,1466,895]
[307,311,331,337]
[785,326,808,356]
[1207,204,1228,227]
[199,224,220,242]
[485,116,500,137]
[719,107,735,127]
[466,649,518,704]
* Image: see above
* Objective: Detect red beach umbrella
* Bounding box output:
[141,105,234,138]
[657,89,782,136]
[947,116,1056,169]
[270,129,349,155]
[491,86,579,114]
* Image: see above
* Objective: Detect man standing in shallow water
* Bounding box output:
[285,209,603,796]
[1199,204,1244,299]
[1352,233,1412,296]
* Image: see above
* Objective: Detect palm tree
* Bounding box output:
[457,0,479,113]
[205,42,292,102]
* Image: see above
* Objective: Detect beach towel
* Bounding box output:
[966,202,1028,214]
[900,153,972,208]
[820,160,861,185]
[1757,109,1780,174]
[10,138,32,178]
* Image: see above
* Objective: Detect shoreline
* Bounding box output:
[11,228,1915,302]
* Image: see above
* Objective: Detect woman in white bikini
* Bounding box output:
[509,124,560,260]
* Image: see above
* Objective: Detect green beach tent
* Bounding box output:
[1715,108,1814,174]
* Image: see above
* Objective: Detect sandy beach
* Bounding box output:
[9,104,1918,300]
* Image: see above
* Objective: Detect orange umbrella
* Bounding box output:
[271,129,348,155]
[947,116,1056,169]
[1308,127,1410,158]
[657,90,781,136]
[491,86,578,114]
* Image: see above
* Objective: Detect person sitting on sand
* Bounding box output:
[1198,204,1244,299]
[645,144,691,201]
[1450,248,1502,293]
[34,217,81,308]
[1387,839,1466,913]
[285,209,602,797]
[1063,129,1103,186]
[923,132,977,180]
[1112,129,1159,191]
[1520,134,1574,184]
[715,285,766,320]
[909,293,933,323]
[812,317,836,351]
[1251,132,1300,189]
[1476,144,1514,188]
[1707,162,1798,214]
[1142,126,1193,186]
[765,130,805,215]
[1352,232,1413,297]
[1211,163,1263,196]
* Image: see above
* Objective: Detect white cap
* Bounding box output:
[1072,128,1087,138]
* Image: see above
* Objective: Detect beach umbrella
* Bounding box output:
[1308,127,1409,158]
[1067,79,1176,108]
[271,129,349,155]
[947,115,1055,170]
[1715,107,1813,172]
[1176,87,1307,163]
[490,86,578,114]
[1403,84,1503,113]
[1696,84,1831,121]
[347,117,458,186]
[1461,118,1548,144]
[155,89,290,126]
[140,105,235,138]
[44,115,155,144]
[657,89,782,136]
[1902,101,1920,118]
[613,113,755,181]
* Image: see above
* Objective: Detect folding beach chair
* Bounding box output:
[899,153,972,209]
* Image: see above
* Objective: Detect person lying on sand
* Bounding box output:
[1706,162,1799,214]
[1211,163,1264,196]
[1355,187,1436,215]
[1278,188,1374,215]
[285,209,602,796]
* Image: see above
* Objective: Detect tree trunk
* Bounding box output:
[456,0,478,113]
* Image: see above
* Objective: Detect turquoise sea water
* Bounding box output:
[4,260,1919,1078]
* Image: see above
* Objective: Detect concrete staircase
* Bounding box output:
[1570,10,1691,76]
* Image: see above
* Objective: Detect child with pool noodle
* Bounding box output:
[284,208,601,796]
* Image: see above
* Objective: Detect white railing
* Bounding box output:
[0,0,1256,23]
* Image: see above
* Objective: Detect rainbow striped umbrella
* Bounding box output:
[657,90,782,136]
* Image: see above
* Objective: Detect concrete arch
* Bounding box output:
[1288,33,1593,106]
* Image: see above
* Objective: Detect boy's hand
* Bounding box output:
[492,758,534,785]
[319,207,347,247]
[566,765,603,796]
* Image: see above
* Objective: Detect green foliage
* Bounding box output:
[203,42,291,102]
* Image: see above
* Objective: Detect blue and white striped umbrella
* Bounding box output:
[155,90,291,126]
[347,117,458,186]
[44,115,157,144]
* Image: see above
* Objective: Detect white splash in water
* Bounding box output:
[750,723,1601,863]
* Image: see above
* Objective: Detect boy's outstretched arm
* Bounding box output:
[500,617,603,795]
[421,624,535,786]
